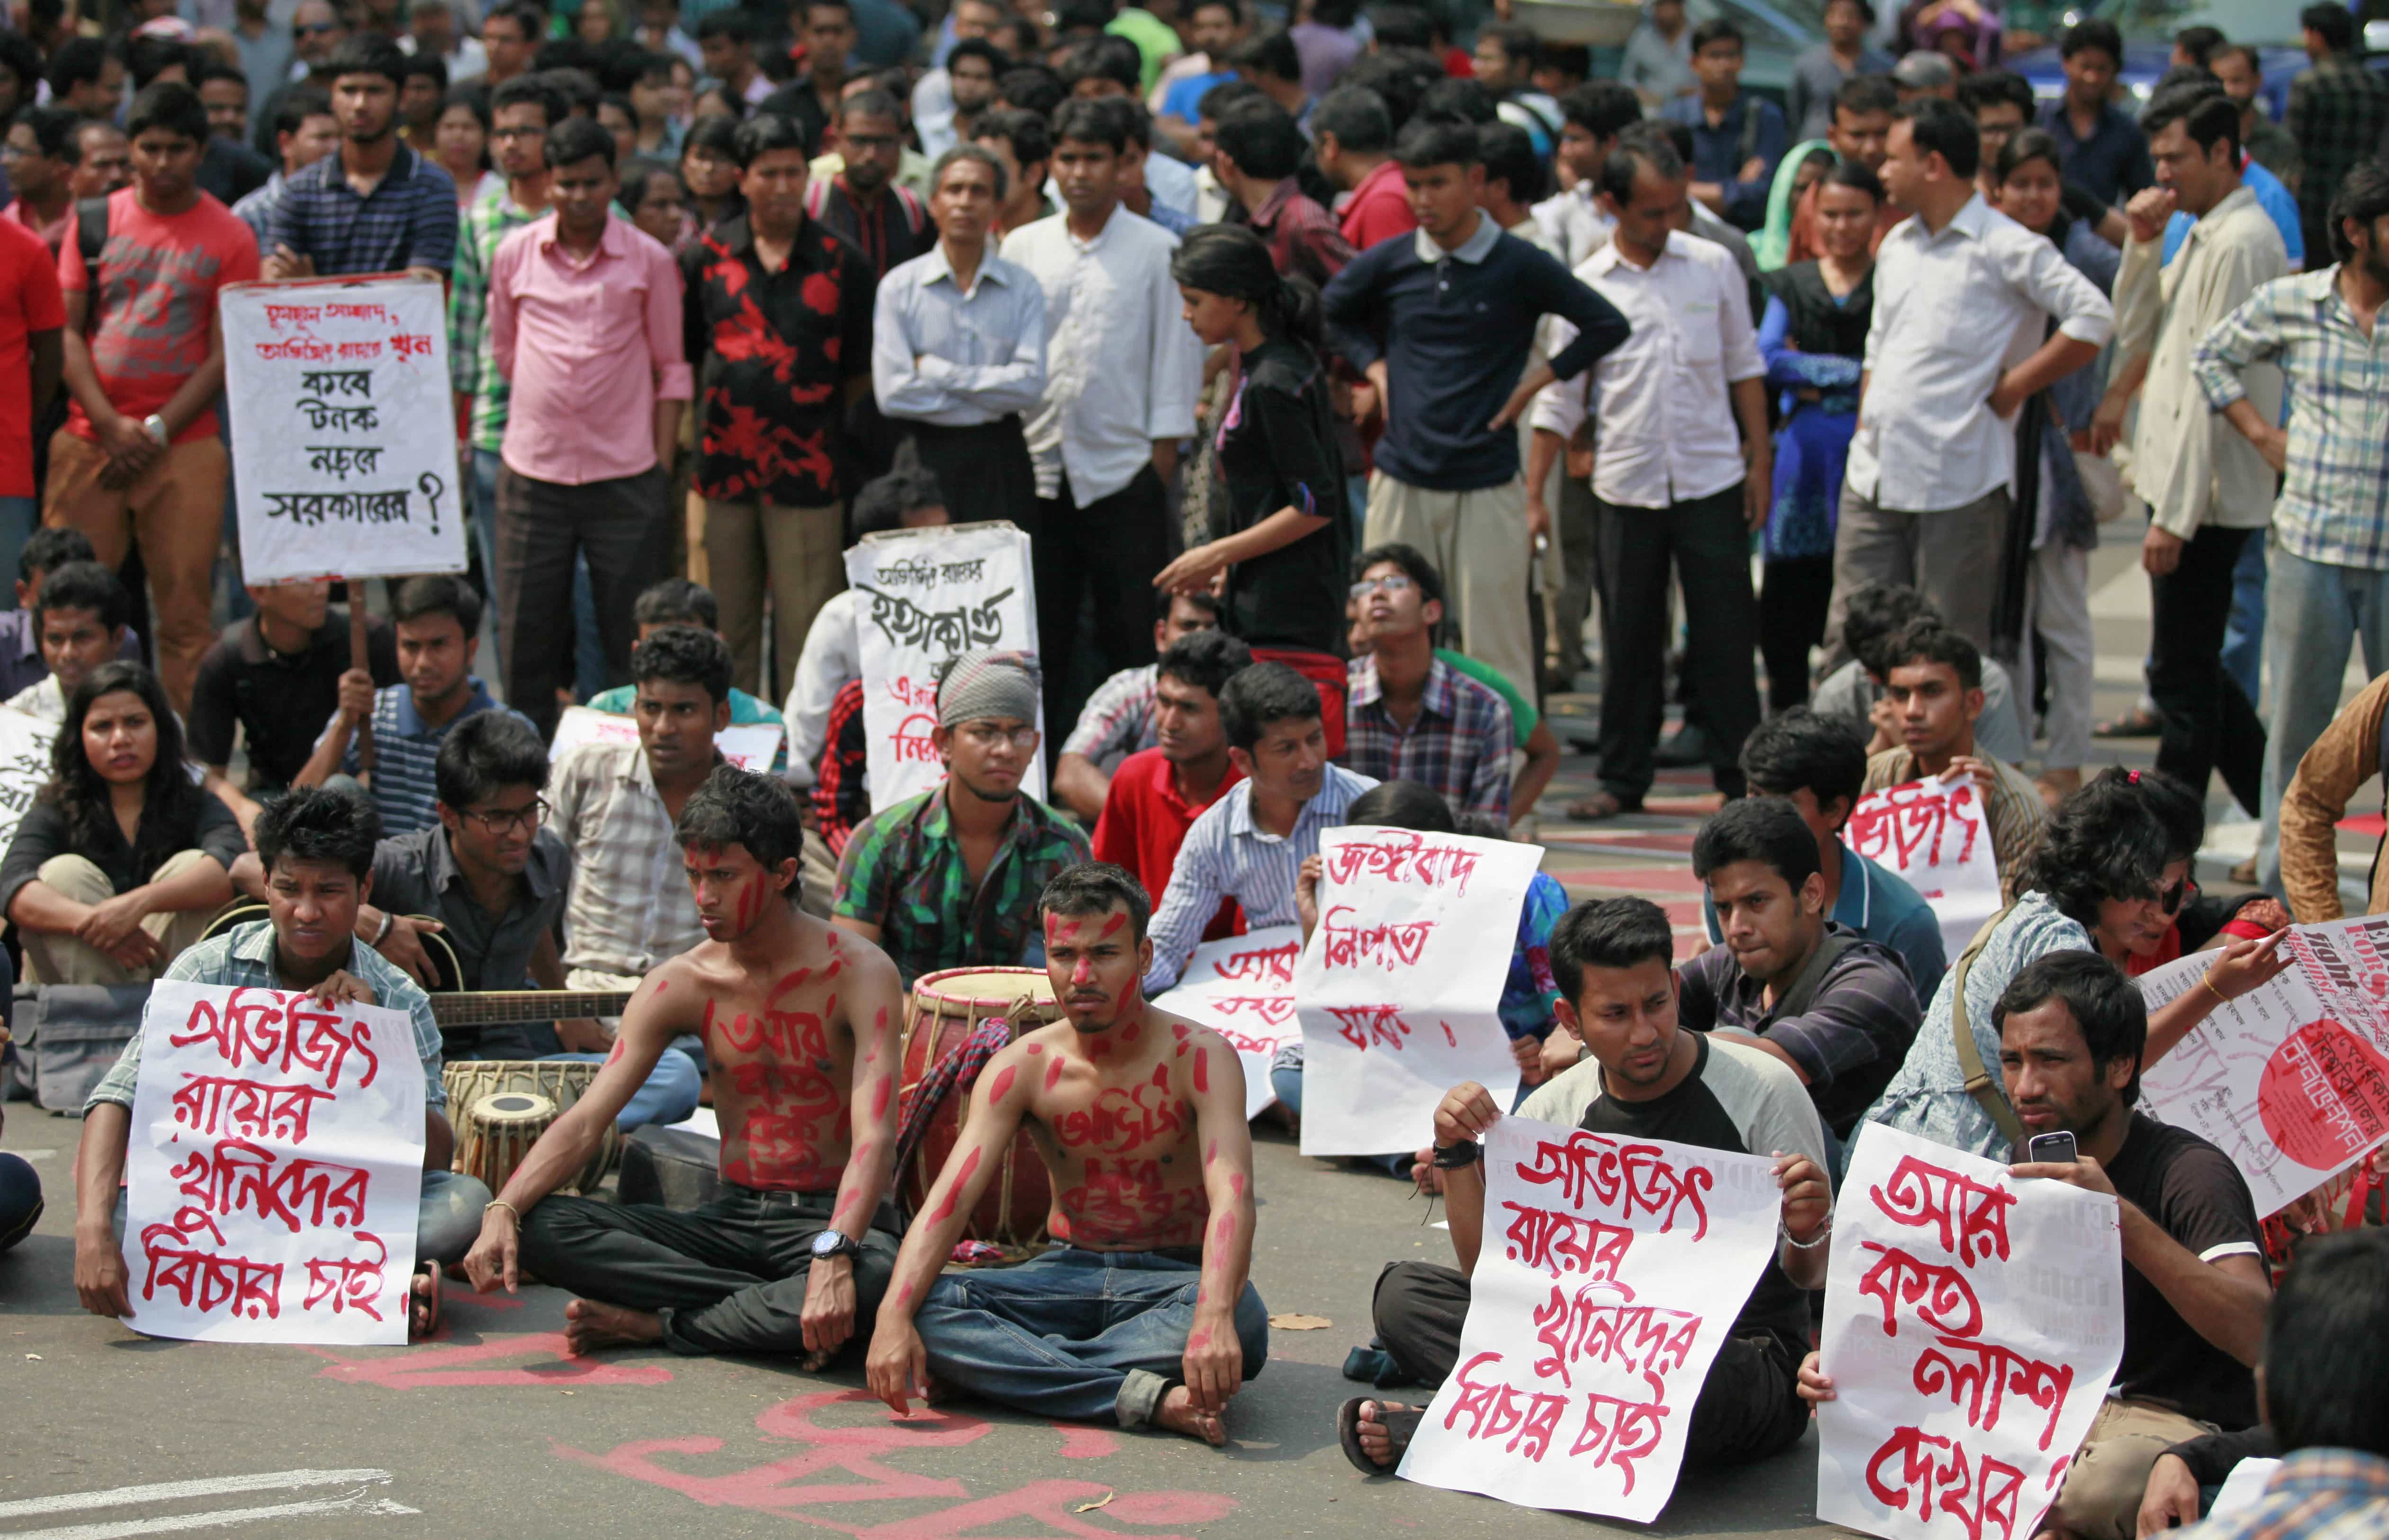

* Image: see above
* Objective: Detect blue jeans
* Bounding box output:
[114,1166,490,1266]
[547,1048,701,1129]
[2221,533,2266,709]
[0,496,34,608]
[914,1246,1269,1426]
[471,448,504,671]
[2258,544,2389,890]
[0,1150,42,1250]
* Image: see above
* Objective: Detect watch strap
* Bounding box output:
[1431,1140,1484,1170]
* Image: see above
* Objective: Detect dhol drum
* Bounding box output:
[441,1060,619,1194]
[457,1090,557,1196]
[899,967,1064,1249]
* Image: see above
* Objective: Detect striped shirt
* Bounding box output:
[262,141,458,277]
[547,736,708,978]
[333,679,530,837]
[1144,763,1378,992]
[449,188,539,455]
[1059,664,1159,763]
[2190,1449,2389,1540]
[2195,267,2389,572]
[86,920,445,1113]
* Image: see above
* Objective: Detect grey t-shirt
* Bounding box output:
[1811,656,2030,767]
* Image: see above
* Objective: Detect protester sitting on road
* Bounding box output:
[2110,763,2290,977]
[1342,895,1830,1473]
[1,662,240,985]
[1345,595,1561,834]
[1811,582,2028,764]
[73,787,487,1340]
[0,528,140,701]
[188,579,399,801]
[3,558,139,723]
[868,862,1268,1446]
[1807,951,2272,1540]
[1865,769,2291,1160]
[586,578,786,731]
[1091,627,1253,945]
[1052,590,1221,823]
[1341,545,1512,828]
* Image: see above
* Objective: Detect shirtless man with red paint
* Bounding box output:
[460,766,907,1365]
[867,861,1267,1444]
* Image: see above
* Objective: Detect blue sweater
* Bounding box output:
[1322,226,1630,492]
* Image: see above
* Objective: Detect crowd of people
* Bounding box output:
[0,0,2382,1530]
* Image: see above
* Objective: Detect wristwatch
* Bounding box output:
[139,413,169,447]
[810,1228,862,1262]
[1431,1140,1484,1170]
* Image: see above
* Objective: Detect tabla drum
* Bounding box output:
[457,1090,557,1196]
[899,967,1064,1250]
[441,1059,619,1194]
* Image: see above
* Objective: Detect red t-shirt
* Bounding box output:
[1339,158,1418,253]
[0,215,63,496]
[1091,747,1244,942]
[58,188,260,444]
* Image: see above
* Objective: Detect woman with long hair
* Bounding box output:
[676,114,745,242]
[1158,224,1351,728]
[436,84,492,209]
[0,662,239,983]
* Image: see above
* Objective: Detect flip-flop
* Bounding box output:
[1565,790,1637,822]
[2093,706,2160,738]
[1337,1397,1421,1474]
[410,1262,442,1340]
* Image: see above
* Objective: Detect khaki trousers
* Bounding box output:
[20,850,219,985]
[1363,472,1536,699]
[702,498,845,705]
[2049,1397,2215,1540]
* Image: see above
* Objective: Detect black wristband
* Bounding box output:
[1432,1140,1484,1170]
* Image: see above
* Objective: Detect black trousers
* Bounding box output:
[494,462,669,741]
[1033,463,1168,744]
[903,417,1038,531]
[1759,555,1833,714]
[1371,1260,1809,1467]
[1592,484,1760,804]
[2149,523,2266,812]
[517,1185,900,1359]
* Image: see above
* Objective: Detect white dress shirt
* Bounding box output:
[782,588,861,788]
[1001,204,1203,505]
[872,242,1049,426]
[1846,194,2113,512]
[1529,230,1763,509]
[1532,182,1613,270]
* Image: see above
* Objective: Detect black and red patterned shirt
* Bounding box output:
[680,212,876,506]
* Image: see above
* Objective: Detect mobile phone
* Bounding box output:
[2026,1131,2078,1164]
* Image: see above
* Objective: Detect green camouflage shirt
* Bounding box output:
[832,786,1090,986]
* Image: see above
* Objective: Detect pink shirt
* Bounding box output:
[488,211,693,484]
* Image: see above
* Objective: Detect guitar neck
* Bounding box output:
[428,991,638,1027]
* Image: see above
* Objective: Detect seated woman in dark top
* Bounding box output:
[1156,224,1352,741]
[1,661,240,984]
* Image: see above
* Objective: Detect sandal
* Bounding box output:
[409,1261,443,1340]
[1565,790,1639,822]
[1337,1397,1423,1474]
[2093,706,2160,739]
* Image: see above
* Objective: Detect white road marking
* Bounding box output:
[0,1472,393,1520]
[0,1471,413,1539]
[3,1494,417,1540]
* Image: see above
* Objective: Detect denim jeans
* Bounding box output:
[115,1166,490,1266]
[452,1033,702,1130]
[2257,544,2389,890]
[914,1246,1269,1426]
[2220,533,2266,709]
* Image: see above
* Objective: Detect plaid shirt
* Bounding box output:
[1343,653,1513,823]
[262,142,458,277]
[2189,1449,2389,1540]
[832,784,1091,986]
[2195,268,2389,571]
[87,921,445,1114]
[449,189,538,454]
[1243,178,1355,289]
[1058,664,1158,762]
[2287,58,2389,241]
[332,679,529,837]
[547,736,709,977]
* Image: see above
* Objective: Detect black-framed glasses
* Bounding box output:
[2159,877,2188,915]
[460,798,548,834]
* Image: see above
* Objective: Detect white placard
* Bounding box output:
[1399,1116,1783,1521]
[0,704,56,850]
[222,277,465,584]
[2137,914,2389,1216]
[843,522,1043,811]
[548,704,783,774]
[1815,1122,2123,1540]
[2206,1459,2280,1524]
[1296,827,1540,1157]
[122,980,426,1344]
[1150,926,1302,1120]
[1847,775,2004,958]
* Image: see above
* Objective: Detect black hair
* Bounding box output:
[1053,0,1114,33]
[1896,94,1980,179]
[549,67,603,118]
[33,559,132,636]
[2150,63,2219,94]
[1880,618,1982,692]
[484,1,545,41]
[533,39,603,78]
[2140,79,2241,160]
[2304,2,2356,53]
[1843,583,1936,676]
[676,763,807,891]
[434,708,548,809]
[995,16,1045,58]
[1356,541,1445,612]
[2090,764,2203,866]
[1232,29,1302,84]
[2331,160,2389,263]
[1345,778,1457,834]
[695,9,754,43]
[947,36,1010,77]
[974,107,1051,170]
[546,112,617,169]
[1993,125,2063,185]
[14,104,82,161]
[1059,36,1140,92]
[254,784,382,884]
[1051,96,1125,153]
[1692,795,1822,892]
[273,84,335,143]
[1739,707,1868,817]
[1089,93,1155,151]
[403,53,450,92]
[1366,4,1434,50]
[1156,628,1254,702]
[1311,84,1392,153]
[1689,17,1743,52]
[1392,114,1478,170]
[326,33,410,88]
[602,46,678,94]
[1212,97,1303,180]
[1539,41,1591,84]
[996,64,1065,119]
[633,576,718,631]
[632,624,733,706]
[1596,135,1684,204]
[1040,860,1153,944]
[617,154,678,213]
[1558,79,1640,139]
[1220,661,1322,750]
[1550,896,1675,1002]
[1958,68,2035,118]
[2013,775,2172,930]
[1418,76,1496,125]
[851,463,946,536]
[1155,587,1221,623]
[1833,72,1897,120]
[1993,949,2147,1105]
[1170,223,1323,348]
[1622,116,1695,163]
[43,662,204,878]
[1825,0,1876,19]
[0,33,43,98]
[803,0,859,22]
[2211,43,2261,78]
[441,81,492,134]
[1311,0,1360,26]
[733,110,811,166]
[1197,77,1266,122]
[2264,1228,2389,1457]
[2058,18,2123,64]
[1343,51,1441,131]
[45,37,109,99]
[392,573,482,636]
[126,37,193,93]
[17,526,96,585]
[1190,0,1244,19]
[2172,23,2224,67]
[1477,120,1544,203]
[1824,158,1886,202]
[492,70,570,129]
[839,88,904,130]
[126,81,208,145]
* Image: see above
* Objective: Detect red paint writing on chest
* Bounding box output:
[1052,1064,1185,1155]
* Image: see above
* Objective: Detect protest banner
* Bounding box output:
[549,705,784,775]
[1815,1121,2122,1540]
[844,522,1042,811]
[1150,926,1302,1120]
[0,704,55,850]
[1398,1115,1783,1520]
[122,981,426,1345]
[1846,774,2003,957]
[1296,827,1543,1157]
[2137,915,2389,1216]
[222,277,464,585]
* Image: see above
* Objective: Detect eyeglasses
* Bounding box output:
[958,723,1039,750]
[2159,877,2188,915]
[458,798,549,834]
[1347,574,1416,600]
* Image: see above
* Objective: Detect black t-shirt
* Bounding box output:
[0,789,247,919]
[1212,338,1350,656]
[2105,1111,2266,1429]
[187,608,399,790]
